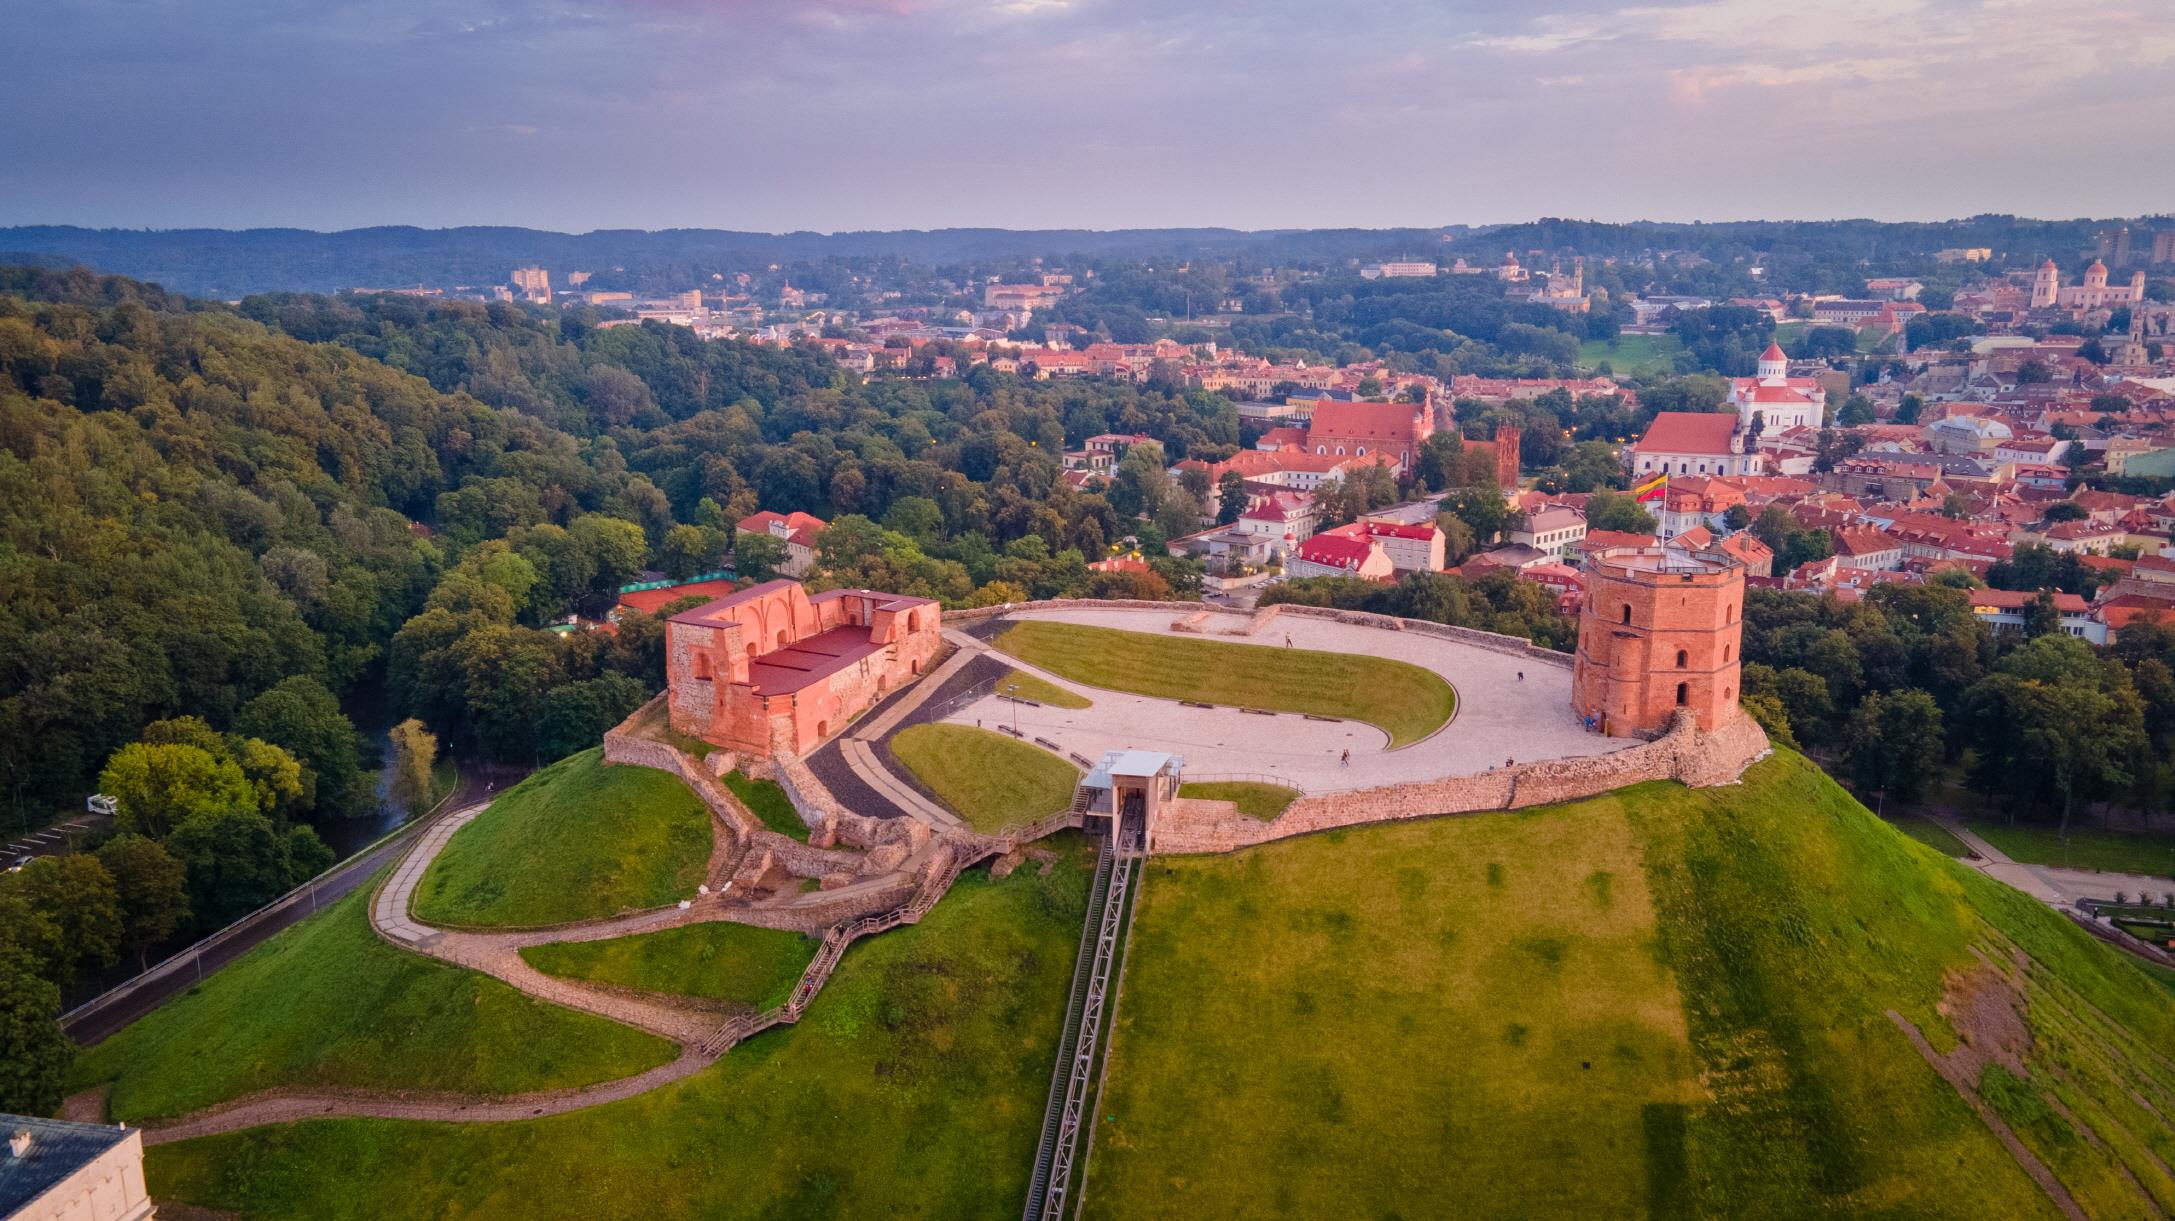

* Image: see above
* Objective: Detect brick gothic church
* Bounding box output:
[665,580,944,759]
[1571,545,1748,737]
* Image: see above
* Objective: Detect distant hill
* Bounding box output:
[0,224,1453,298]
[3,214,2162,299]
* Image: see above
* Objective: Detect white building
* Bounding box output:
[1726,342,1826,433]
[1509,505,1587,559]
[0,1117,155,1221]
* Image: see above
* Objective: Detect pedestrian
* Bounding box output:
[1285,634,1293,649]
[1506,757,1515,767]
[1339,749,1350,768]
[1517,670,1524,681]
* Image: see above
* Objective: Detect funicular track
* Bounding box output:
[1024,810,1144,1221]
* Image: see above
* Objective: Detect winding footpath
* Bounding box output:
[108,742,1067,1146]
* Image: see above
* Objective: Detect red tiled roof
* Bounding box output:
[1636,412,1739,456]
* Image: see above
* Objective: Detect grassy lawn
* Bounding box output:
[70,878,676,1125]
[723,770,808,842]
[996,667,1092,709]
[1888,815,1971,858]
[521,922,818,1011]
[146,837,1099,1220]
[1965,818,2175,878]
[992,619,1455,748]
[889,723,1077,832]
[1087,752,2175,1219]
[1579,334,1682,376]
[414,748,713,928]
[1176,780,1298,820]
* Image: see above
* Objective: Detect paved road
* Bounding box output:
[65,766,516,1047]
[3,812,110,868]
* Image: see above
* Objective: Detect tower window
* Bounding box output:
[1676,682,1689,706]
[1620,604,1632,625]
[1724,644,1733,662]
[1675,649,1688,668]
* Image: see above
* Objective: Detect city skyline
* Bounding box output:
[7,0,2174,232]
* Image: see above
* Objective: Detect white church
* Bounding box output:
[1726,342,1826,433]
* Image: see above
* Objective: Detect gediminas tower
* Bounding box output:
[1572,546,1747,736]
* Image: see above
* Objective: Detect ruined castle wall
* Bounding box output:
[1148,709,1768,856]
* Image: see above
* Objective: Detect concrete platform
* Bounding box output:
[942,605,1630,796]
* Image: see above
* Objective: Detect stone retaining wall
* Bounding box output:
[723,881,919,933]
[1150,709,1769,855]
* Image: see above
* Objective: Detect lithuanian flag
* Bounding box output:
[1631,472,1668,503]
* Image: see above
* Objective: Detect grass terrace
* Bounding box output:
[889,723,1078,832]
[70,879,676,1125]
[145,838,1101,1220]
[520,922,818,1011]
[992,619,1455,748]
[722,770,808,842]
[414,748,713,928]
[995,667,1092,710]
[1964,818,2175,879]
[1176,780,1299,821]
[1085,752,2175,1219]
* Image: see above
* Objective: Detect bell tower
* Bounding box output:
[1572,546,1747,736]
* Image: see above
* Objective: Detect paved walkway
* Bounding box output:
[946,606,1627,795]
[1942,819,2170,907]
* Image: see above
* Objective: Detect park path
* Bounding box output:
[1938,818,2171,908]
[119,745,1021,1145]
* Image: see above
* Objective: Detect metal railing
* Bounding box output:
[1030,816,1142,1221]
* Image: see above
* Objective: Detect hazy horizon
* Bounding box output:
[8,0,2174,233]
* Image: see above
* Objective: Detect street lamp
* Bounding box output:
[1006,683,1020,734]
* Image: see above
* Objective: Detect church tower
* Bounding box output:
[1572,546,1747,737]
[2031,259,2060,309]
[1755,340,1787,381]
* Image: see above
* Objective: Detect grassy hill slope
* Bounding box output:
[1087,752,2175,1219]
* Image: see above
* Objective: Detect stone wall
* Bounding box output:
[1150,708,1769,856]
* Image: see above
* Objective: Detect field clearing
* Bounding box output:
[1579,333,1682,376]
[1965,818,2175,879]
[414,748,713,928]
[992,619,1455,748]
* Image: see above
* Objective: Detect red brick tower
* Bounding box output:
[1571,546,1746,736]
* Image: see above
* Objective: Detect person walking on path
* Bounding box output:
[1285,634,1293,649]
[1339,749,1350,768]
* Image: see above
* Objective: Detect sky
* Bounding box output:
[6,0,2175,233]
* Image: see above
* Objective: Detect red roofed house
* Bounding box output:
[1353,516,1448,572]
[1712,531,1775,576]
[1287,524,1397,581]
[1303,400,1432,468]
[736,510,828,578]
[1633,412,1760,479]
[1831,526,1905,572]
[666,580,944,759]
[1967,589,2106,644]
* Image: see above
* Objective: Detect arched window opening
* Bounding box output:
[1675,649,1688,668]
[1676,682,1690,706]
[1621,604,1632,625]
[1724,644,1733,662]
